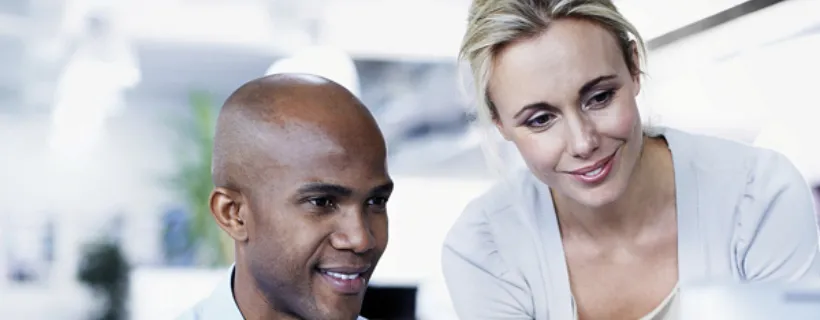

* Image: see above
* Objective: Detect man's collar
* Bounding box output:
[194,264,245,320]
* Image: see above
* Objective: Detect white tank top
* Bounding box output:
[572,283,680,320]
[640,284,680,320]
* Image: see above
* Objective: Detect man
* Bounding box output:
[178,73,393,320]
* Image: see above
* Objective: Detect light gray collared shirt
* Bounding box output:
[442,127,820,319]
[176,265,367,320]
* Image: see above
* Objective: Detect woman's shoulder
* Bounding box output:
[661,127,802,186]
[660,127,759,168]
[667,128,820,281]
[664,127,813,235]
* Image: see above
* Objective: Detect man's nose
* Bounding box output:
[329,211,376,254]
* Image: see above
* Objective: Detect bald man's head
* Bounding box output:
[208,73,392,320]
[211,73,383,190]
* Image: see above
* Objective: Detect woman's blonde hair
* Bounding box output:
[461,0,646,127]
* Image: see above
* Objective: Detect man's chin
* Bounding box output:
[312,302,363,320]
[312,286,366,319]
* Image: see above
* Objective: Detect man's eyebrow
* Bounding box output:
[369,181,394,195]
[295,183,353,197]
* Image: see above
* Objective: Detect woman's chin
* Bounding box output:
[561,177,627,209]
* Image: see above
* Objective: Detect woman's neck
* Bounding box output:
[553,136,676,242]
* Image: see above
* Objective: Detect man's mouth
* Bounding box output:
[316,265,371,295]
[320,270,363,281]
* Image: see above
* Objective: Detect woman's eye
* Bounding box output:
[526,113,554,127]
[587,91,614,108]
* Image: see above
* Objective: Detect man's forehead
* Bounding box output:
[261,155,391,199]
[246,118,384,172]
[256,118,347,154]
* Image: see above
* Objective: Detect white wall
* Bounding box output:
[372,176,493,286]
[640,0,820,183]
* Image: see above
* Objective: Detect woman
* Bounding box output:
[441,0,820,319]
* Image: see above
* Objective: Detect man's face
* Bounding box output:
[242,118,391,320]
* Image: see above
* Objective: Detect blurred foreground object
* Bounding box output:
[77,241,130,320]
[680,282,820,320]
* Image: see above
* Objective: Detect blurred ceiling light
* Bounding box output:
[49,14,140,157]
[265,45,360,98]
[615,0,747,40]
[319,0,465,60]
[121,1,277,50]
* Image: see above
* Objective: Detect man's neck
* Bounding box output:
[232,261,301,320]
[554,136,676,243]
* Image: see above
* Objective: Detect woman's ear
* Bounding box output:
[629,40,642,96]
[495,119,511,141]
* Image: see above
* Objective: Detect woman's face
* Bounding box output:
[489,18,643,208]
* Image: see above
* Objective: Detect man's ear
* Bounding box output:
[209,187,248,242]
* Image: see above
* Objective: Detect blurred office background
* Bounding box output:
[0,0,818,319]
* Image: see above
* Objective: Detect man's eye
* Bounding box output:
[367,197,388,206]
[308,197,334,208]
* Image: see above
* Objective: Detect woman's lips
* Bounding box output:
[568,150,617,185]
